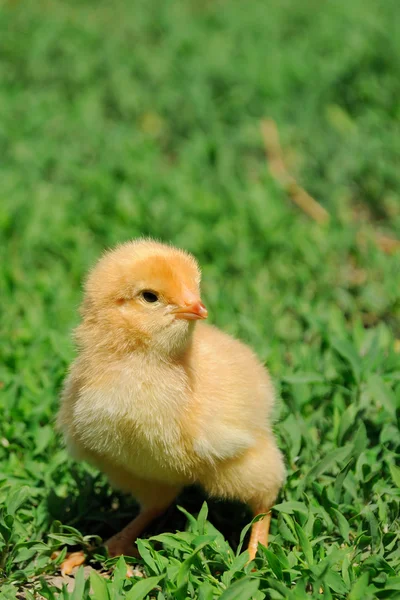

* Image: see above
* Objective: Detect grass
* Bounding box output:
[0,0,399,597]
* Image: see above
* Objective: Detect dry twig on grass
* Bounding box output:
[261,119,400,255]
[260,119,330,224]
[375,234,400,255]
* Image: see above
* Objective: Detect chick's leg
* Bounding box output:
[248,509,271,561]
[199,436,285,561]
[105,506,165,556]
[60,506,167,575]
[59,462,181,575]
[105,476,181,557]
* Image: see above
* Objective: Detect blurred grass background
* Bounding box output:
[0,0,399,597]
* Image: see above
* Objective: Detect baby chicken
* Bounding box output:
[57,239,285,573]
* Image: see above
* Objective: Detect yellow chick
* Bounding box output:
[57,239,285,574]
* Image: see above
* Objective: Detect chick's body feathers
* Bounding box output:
[59,323,276,489]
[59,353,194,485]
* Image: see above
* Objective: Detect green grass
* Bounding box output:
[1,0,400,598]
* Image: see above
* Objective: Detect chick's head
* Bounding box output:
[79,240,207,355]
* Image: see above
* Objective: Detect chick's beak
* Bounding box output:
[172,301,208,321]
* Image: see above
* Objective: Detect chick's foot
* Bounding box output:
[105,535,140,558]
[105,506,166,558]
[59,550,86,576]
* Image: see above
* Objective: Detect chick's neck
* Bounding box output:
[75,318,196,365]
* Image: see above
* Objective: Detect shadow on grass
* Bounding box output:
[46,466,252,554]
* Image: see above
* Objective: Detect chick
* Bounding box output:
[57,239,285,573]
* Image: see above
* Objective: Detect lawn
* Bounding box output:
[0,0,399,598]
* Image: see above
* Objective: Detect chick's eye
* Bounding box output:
[141,290,159,303]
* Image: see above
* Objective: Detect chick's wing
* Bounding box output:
[188,324,275,463]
